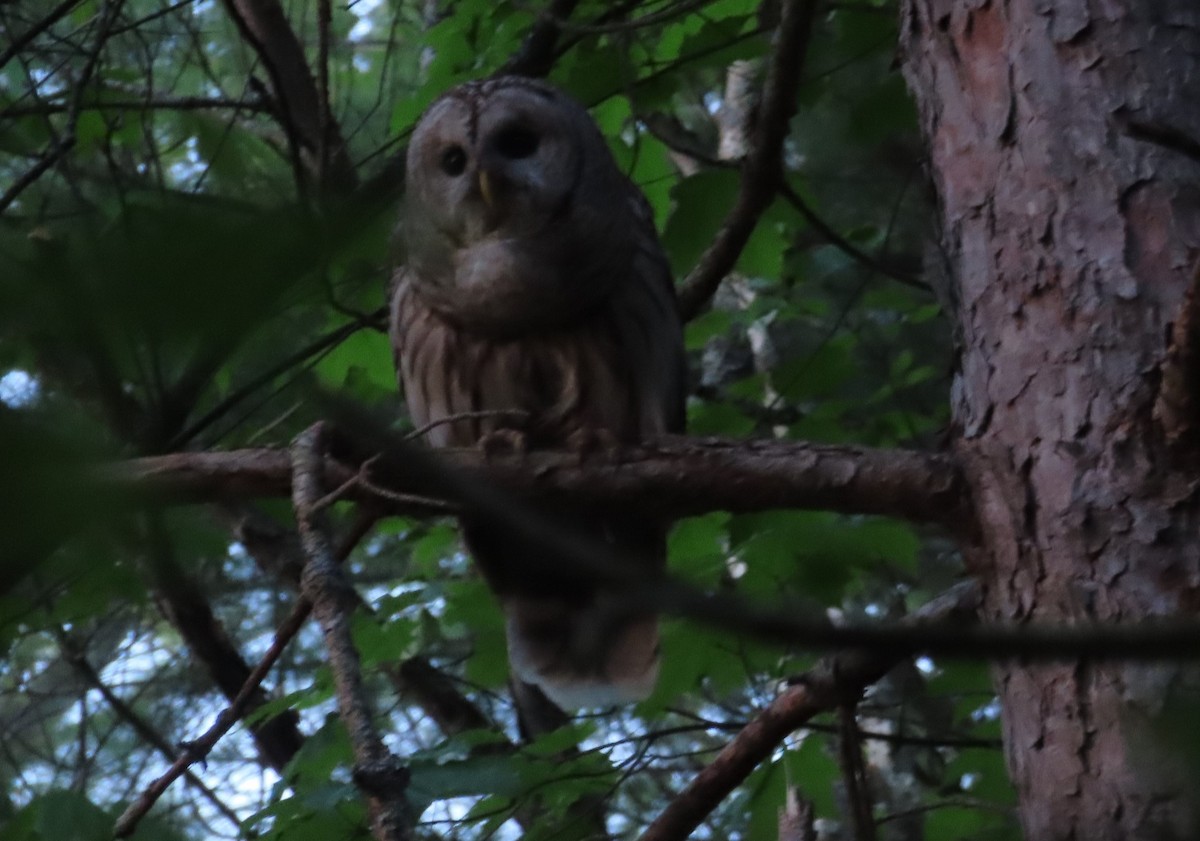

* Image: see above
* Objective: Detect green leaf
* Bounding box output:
[668,512,730,580]
[315,329,395,395]
[407,753,524,814]
[353,611,417,667]
[410,523,461,577]
[663,170,740,275]
[442,579,507,687]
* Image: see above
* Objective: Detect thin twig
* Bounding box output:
[56,632,243,833]
[0,0,83,71]
[638,583,978,841]
[778,181,929,291]
[403,409,531,442]
[0,0,121,214]
[310,454,459,514]
[1,96,272,118]
[114,505,378,838]
[113,596,312,837]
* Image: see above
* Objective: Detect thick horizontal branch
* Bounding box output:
[113,435,970,530]
[107,430,1200,662]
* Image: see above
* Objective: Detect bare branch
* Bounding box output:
[57,633,243,834]
[778,181,930,291]
[0,0,83,71]
[291,424,415,841]
[140,515,304,772]
[221,0,358,196]
[498,0,581,78]
[107,432,1200,661]
[639,583,979,841]
[115,506,377,837]
[677,0,821,319]
[116,435,970,529]
[0,0,120,213]
[113,591,314,837]
[230,505,497,741]
[1,96,273,117]
[838,704,878,841]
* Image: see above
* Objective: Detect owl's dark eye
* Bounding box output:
[440,145,467,176]
[493,126,539,160]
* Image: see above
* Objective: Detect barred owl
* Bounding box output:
[390,77,685,710]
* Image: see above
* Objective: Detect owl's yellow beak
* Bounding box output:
[477,170,495,209]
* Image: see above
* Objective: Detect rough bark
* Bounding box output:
[113,436,969,530]
[900,2,1200,839]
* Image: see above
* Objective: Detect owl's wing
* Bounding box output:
[392,177,686,712]
[490,187,685,710]
[623,184,688,435]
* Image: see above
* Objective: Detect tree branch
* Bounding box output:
[639,582,979,841]
[837,703,878,841]
[108,429,1200,661]
[0,0,83,72]
[116,435,970,529]
[498,0,581,77]
[677,0,821,319]
[291,424,415,841]
[220,0,357,196]
[114,586,315,837]
[0,0,120,214]
[57,632,243,834]
[230,504,499,741]
[140,514,304,773]
[1,96,273,118]
[116,502,380,837]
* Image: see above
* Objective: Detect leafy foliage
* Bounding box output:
[0,1,1013,839]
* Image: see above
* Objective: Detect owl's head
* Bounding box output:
[406,77,608,241]
[402,78,637,334]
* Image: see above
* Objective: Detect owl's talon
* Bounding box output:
[479,428,528,460]
[565,427,622,466]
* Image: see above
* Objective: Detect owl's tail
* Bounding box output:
[463,514,666,710]
[503,594,660,710]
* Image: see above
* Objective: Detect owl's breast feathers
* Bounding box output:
[394,76,684,707]
[392,228,684,448]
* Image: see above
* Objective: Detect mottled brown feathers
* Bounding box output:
[391,76,685,709]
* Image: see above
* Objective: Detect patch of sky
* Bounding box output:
[0,369,39,407]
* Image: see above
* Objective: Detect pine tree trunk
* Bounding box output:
[900,2,1200,838]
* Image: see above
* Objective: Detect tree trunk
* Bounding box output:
[900,2,1200,839]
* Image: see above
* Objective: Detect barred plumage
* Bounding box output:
[391,77,685,710]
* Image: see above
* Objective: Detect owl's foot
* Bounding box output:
[478,427,528,460]
[565,427,623,465]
